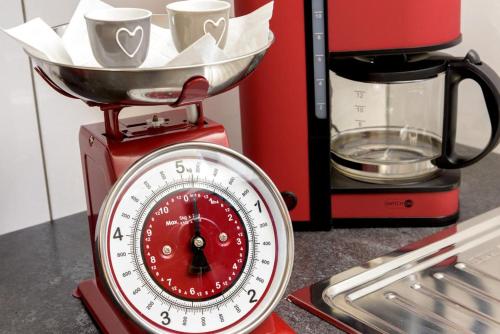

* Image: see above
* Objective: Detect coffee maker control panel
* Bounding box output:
[311,0,328,120]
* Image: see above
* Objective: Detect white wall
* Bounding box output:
[0,0,240,235]
[446,0,500,155]
[0,0,499,234]
[0,0,50,234]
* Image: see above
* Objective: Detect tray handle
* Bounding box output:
[171,76,210,125]
[34,67,80,100]
[34,67,210,139]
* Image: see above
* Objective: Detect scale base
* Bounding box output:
[75,279,295,334]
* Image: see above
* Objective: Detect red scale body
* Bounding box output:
[76,107,293,333]
[235,0,462,228]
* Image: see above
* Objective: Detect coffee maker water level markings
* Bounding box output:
[354,89,368,127]
[354,90,366,98]
[355,120,366,128]
[354,105,366,113]
[311,0,328,119]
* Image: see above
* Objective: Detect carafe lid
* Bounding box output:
[330,53,449,83]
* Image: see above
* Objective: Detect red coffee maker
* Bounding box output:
[236,0,500,229]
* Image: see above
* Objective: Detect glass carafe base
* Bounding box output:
[331,127,442,184]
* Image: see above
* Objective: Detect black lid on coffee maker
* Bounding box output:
[330,53,449,83]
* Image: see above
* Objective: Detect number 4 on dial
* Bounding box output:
[113,227,123,241]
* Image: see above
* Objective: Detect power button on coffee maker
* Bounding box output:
[466,50,482,65]
[281,191,298,211]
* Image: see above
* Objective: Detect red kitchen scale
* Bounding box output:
[25,24,295,334]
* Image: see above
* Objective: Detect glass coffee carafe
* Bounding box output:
[330,51,500,184]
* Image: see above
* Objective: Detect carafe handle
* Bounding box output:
[434,50,500,169]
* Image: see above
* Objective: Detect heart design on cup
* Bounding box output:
[115,26,144,58]
[203,18,226,46]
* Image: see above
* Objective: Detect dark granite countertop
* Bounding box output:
[2,148,500,334]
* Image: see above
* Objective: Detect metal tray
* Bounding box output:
[26,24,274,106]
[289,208,500,333]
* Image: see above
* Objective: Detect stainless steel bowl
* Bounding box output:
[25,24,274,106]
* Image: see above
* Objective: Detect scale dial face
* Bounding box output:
[96,143,293,334]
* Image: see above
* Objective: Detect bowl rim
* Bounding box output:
[84,8,153,22]
[25,23,274,73]
[166,0,231,13]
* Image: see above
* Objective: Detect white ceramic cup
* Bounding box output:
[85,8,152,68]
[166,0,230,52]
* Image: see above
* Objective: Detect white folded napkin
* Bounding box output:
[3,18,73,64]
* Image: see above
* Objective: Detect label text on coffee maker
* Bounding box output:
[384,199,414,209]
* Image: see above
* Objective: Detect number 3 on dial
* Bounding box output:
[161,311,170,325]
